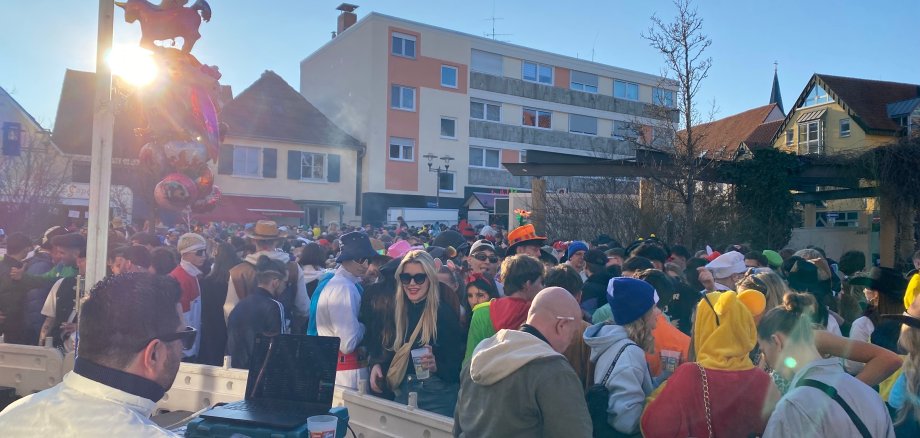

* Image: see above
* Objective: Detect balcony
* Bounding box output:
[469,120,635,156]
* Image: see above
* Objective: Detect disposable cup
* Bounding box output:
[410,347,430,379]
[661,349,680,373]
[307,415,338,438]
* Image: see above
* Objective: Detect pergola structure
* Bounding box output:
[502,149,903,264]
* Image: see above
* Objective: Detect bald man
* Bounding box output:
[453,288,591,438]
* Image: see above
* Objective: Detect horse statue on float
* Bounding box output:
[115,0,212,54]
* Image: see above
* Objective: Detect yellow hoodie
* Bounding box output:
[694,291,758,371]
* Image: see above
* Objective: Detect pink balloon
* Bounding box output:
[190,87,220,162]
[154,173,199,211]
[163,140,208,171]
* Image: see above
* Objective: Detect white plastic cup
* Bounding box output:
[410,347,430,380]
[307,415,337,438]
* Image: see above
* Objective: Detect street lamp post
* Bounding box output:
[423,153,454,208]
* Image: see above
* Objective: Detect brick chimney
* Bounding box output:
[336,3,359,36]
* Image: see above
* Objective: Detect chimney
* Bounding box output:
[336,3,359,36]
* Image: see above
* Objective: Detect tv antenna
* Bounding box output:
[484,1,511,41]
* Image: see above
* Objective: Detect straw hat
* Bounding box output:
[246,220,282,240]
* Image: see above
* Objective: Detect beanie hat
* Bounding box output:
[762,250,783,269]
[177,233,207,254]
[567,241,589,259]
[607,277,656,325]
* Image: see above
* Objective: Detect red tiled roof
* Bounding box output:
[745,119,784,149]
[221,71,363,149]
[686,103,780,159]
[817,74,920,133]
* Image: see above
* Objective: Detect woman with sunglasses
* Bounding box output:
[368,251,465,417]
[737,268,789,311]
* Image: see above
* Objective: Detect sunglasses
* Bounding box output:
[139,326,197,351]
[472,253,499,263]
[194,249,207,257]
[399,273,428,285]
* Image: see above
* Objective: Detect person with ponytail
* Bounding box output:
[759,292,894,437]
[368,250,465,417]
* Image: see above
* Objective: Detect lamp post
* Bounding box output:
[423,153,454,208]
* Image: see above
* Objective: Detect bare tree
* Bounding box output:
[642,0,717,249]
[0,132,71,236]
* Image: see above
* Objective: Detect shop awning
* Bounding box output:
[193,195,303,223]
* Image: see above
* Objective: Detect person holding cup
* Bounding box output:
[368,250,465,417]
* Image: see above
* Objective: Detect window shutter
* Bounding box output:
[218,145,234,174]
[287,150,301,180]
[327,154,341,182]
[262,148,277,178]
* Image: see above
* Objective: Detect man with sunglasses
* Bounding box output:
[467,240,504,295]
[0,273,191,437]
[168,233,207,361]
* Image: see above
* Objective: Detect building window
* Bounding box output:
[522,61,553,85]
[232,146,261,177]
[817,211,859,228]
[470,100,500,122]
[391,85,415,111]
[439,172,455,192]
[440,117,457,139]
[391,32,416,58]
[389,137,414,161]
[839,118,851,137]
[470,147,501,169]
[571,82,598,93]
[653,88,675,107]
[785,129,794,146]
[520,149,527,163]
[613,120,637,140]
[523,108,552,129]
[798,121,822,154]
[802,84,831,107]
[300,152,326,181]
[570,70,598,93]
[441,65,458,88]
[569,114,598,135]
[614,80,640,101]
[471,49,503,76]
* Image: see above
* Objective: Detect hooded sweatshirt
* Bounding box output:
[463,295,530,363]
[453,328,591,438]
[584,323,653,435]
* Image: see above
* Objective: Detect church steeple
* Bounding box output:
[770,62,784,114]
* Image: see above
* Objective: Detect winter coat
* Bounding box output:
[198,275,230,366]
[584,323,653,435]
[226,287,284,369]
[23,252,55,344]
[581,272,612,314]
[453,328,591,437]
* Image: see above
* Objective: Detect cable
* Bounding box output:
[348,424,358,438]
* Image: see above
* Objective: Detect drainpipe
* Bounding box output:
[355,145,365,221]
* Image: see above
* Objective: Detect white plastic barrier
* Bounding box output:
[334,386,454,438]
[0,343,67,396]
[158,359,248,413]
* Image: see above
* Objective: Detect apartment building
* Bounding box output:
[300,6,676,224]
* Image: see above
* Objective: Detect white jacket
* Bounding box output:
[0,372,178,437]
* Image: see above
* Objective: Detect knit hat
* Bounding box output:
[705,251,746,279]
[176,233,207,254]
[337,231,377,263]
[606,277,656,325]
[762,250,783,269]
[567,241,589,259]
[584,249,608,267]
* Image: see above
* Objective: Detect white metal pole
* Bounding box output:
[85,0,115,288]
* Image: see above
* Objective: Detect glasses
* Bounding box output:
[555,316,575,321]
[472,253,499,263]
[399,273,428,285]
[139,326,197,351]
[194,249,207,257]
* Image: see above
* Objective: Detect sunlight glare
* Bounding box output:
[107,46,158,86]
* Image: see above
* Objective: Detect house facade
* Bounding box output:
[208,71,364,227]
[299,9,676,224]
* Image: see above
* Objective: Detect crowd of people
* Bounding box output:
[1,216,919,437]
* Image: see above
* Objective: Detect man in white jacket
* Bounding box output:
[315,231,378,389]
[0,273,190,437]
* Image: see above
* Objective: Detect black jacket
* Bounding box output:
[581,272,613,314]
[226,287,283,369]
[198,275,230,366]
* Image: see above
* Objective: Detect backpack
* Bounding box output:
[585,342,639,438]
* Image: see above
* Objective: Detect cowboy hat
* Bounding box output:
[246,220,282,240]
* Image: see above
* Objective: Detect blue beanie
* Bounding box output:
[567,241,589,259]
[607,277,656,325]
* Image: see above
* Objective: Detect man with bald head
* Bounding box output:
[453,287,591,437]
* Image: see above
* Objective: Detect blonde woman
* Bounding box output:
[738,269,789,310]
[584,277,657,436]
[367,250,465,417]
[884,294,920,436]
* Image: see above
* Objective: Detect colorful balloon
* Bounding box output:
[163,140,208,171]
[190,86,221,161]
[192,165,214,195]
[139,142,167,175]
[190,185,221,213]
[154,172,198,211]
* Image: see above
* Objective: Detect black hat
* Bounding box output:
[336,232,377,263]
[592,234,619,248]
[584,249,608,267]
[849,267,907,301]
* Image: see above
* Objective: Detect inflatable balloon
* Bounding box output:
[164,140,208,171]
[190,185,221,213]
[154,172,198,211]
[190,86,221,161]
[192,165,214,196]
[139,143,167,175]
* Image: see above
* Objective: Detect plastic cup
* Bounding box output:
[307,415,338,438]
[410,347,430,380]
[661,349,680,373]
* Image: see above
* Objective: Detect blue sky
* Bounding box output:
[2,0,918,127]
